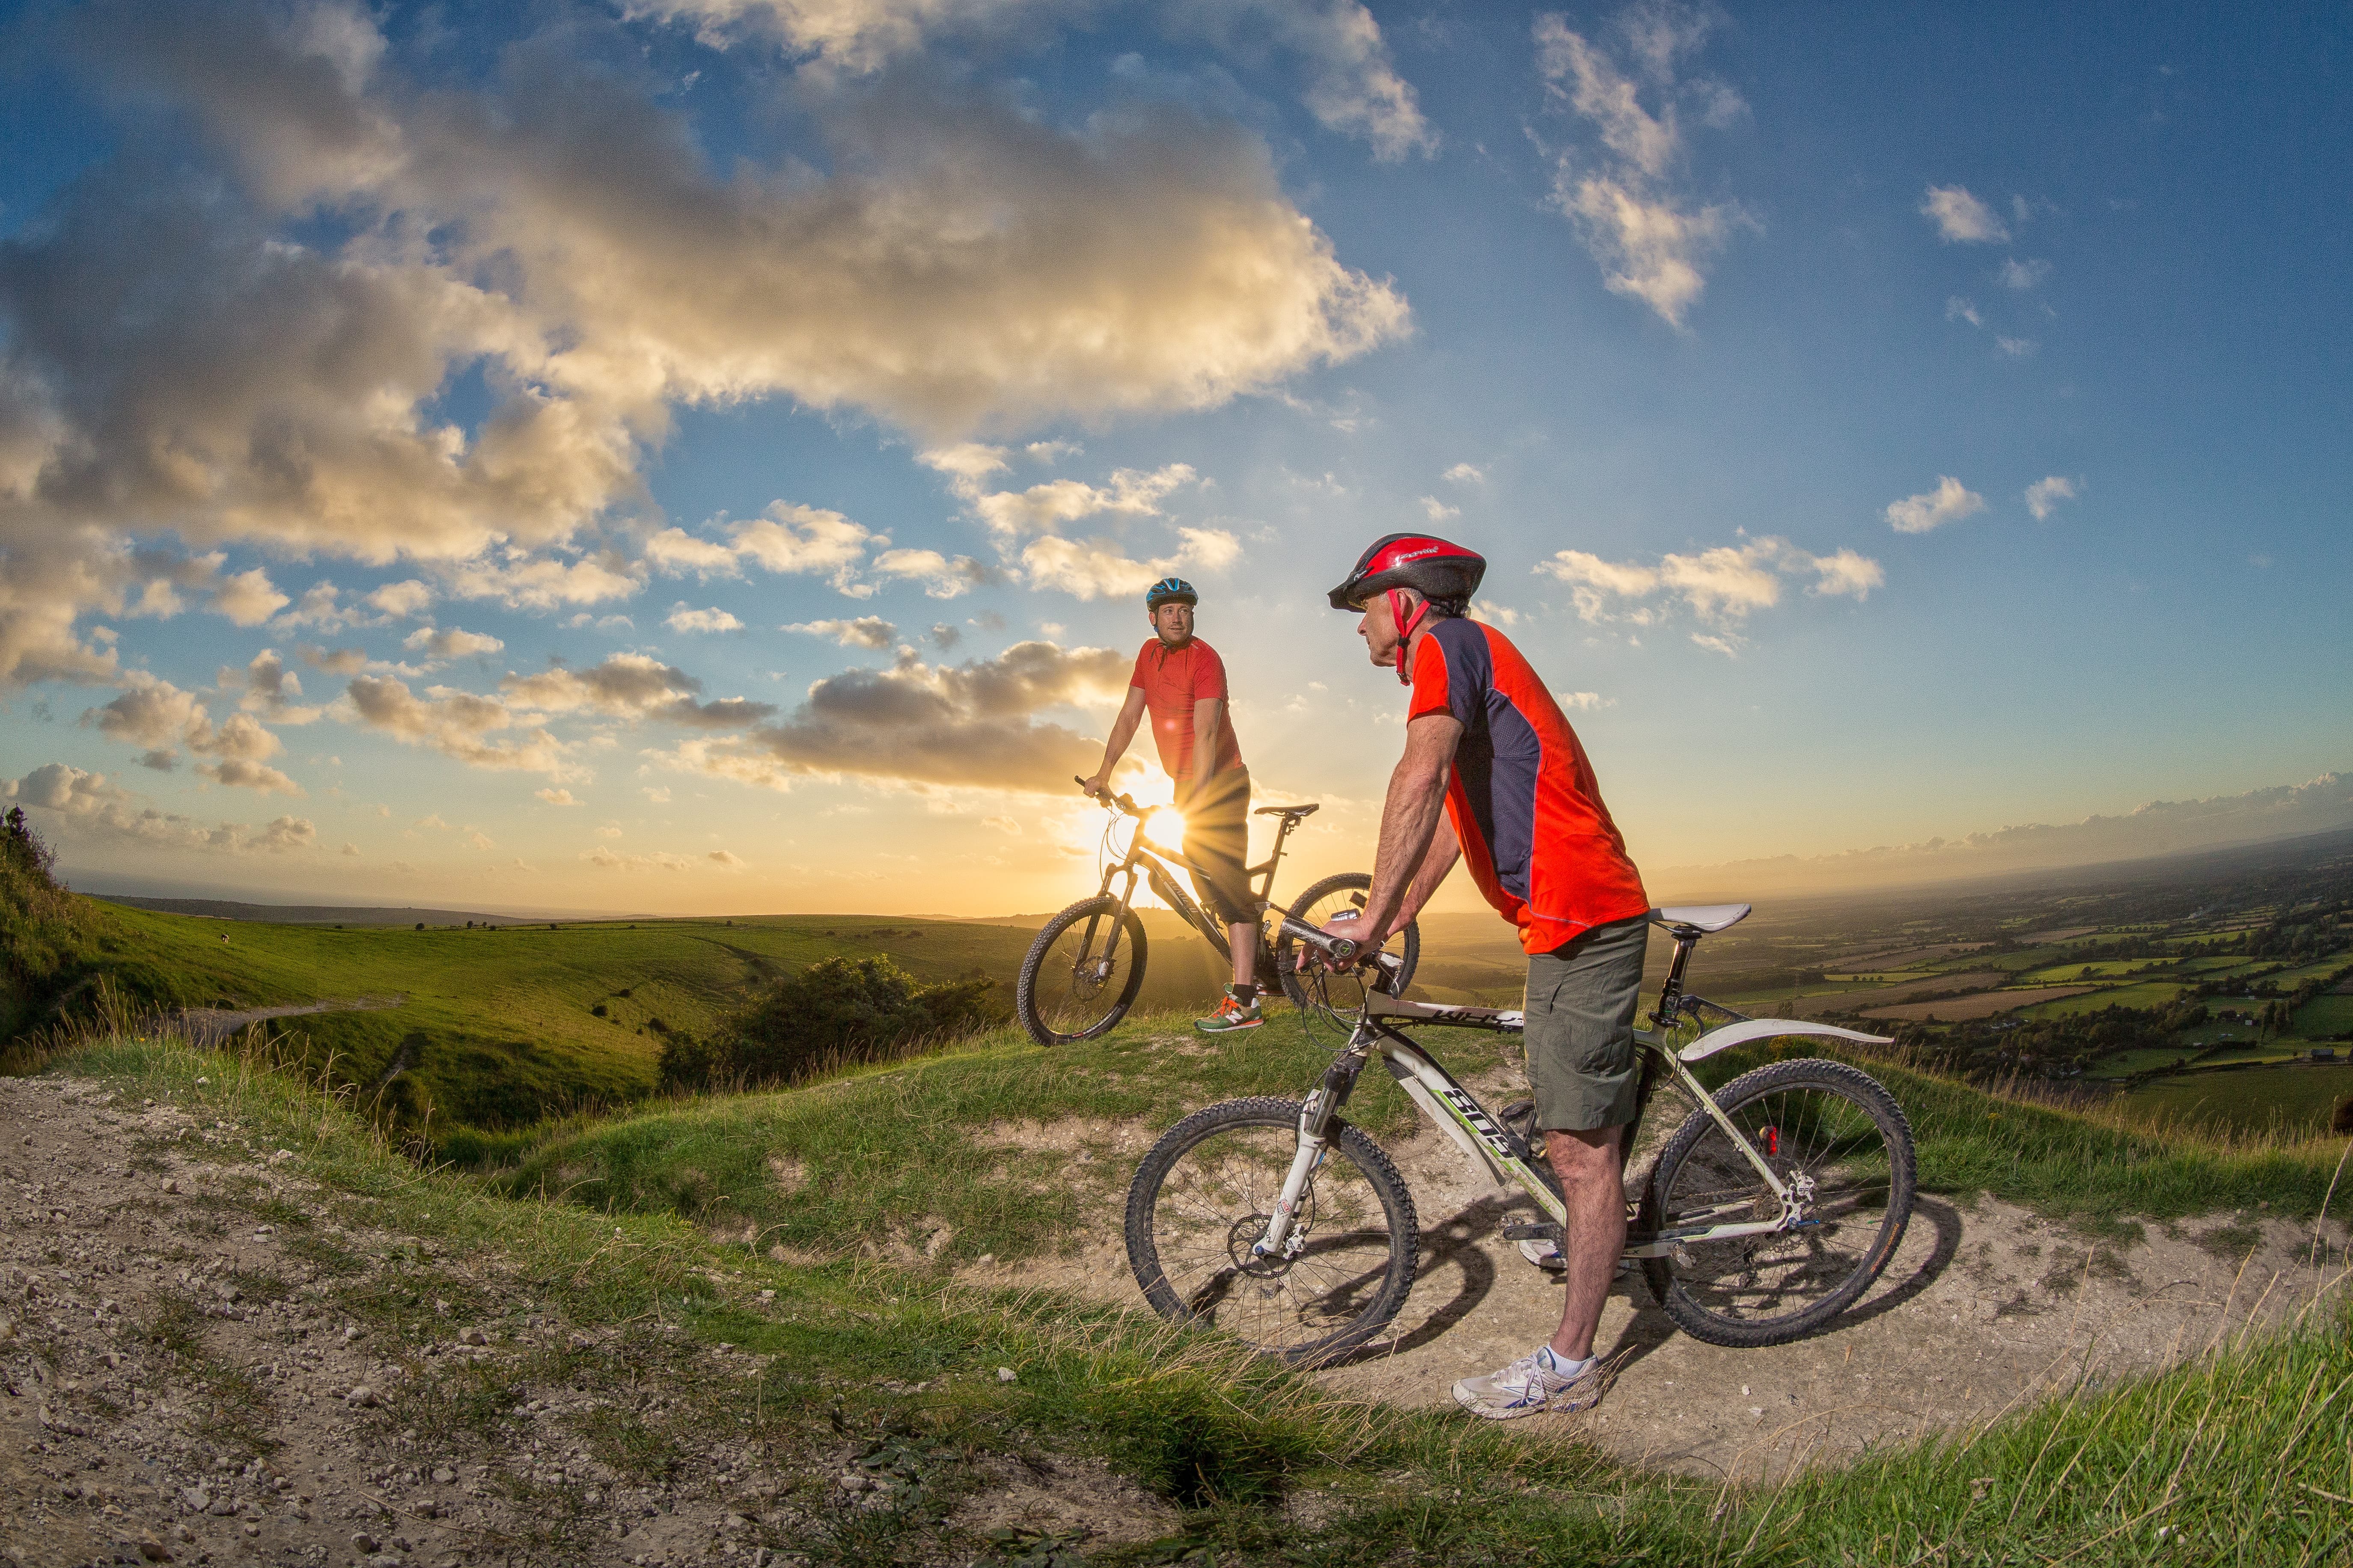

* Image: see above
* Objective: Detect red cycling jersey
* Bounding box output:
[1131,637,1245,783]
[1407,618,1649,954]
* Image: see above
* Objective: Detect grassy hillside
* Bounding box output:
[492,1006,2353,1266]
[2,894,1255,1128]
[46,1027,2353,1566]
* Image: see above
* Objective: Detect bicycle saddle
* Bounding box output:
[1252,803,1320,819]
[1648,903,1751,933]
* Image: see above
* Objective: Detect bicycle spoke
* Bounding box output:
[1654,1075,1906,1336]
[1141,1120,1405,1357]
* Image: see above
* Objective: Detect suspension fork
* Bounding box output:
[1249,1040,1371,1259]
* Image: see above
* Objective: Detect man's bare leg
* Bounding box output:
[1543,1125,1625,1363]
[1226,921,1258,990]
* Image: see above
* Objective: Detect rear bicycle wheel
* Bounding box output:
[1125,1097,1418,1365]
[1639,1058,1915,1348]
[1016,896,1148,1047]
[1274,873,1421,1022]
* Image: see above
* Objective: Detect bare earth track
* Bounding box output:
[964,1088,2346,1484]
[0,1075,1172,1568]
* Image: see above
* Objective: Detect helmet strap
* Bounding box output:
[1386,588,1430,686]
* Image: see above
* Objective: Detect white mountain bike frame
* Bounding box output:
[1251,914,1893,1265]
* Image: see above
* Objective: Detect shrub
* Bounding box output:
[658,954,1007,1090]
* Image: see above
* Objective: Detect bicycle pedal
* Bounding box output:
[1501,1222,1561,1243]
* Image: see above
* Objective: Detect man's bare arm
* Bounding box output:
[1354,712,1462,941]
[1188,697,1226,802]
[1082,687,1149,796]
[1386,808,1461,938]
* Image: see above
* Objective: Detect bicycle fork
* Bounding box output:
[1247,1045,1366,1262]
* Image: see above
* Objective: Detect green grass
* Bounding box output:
[2294,996,2353,1039]
[2018,960,2172,984]
[2026,982,2189,1019]
[17,901,1114,1129]
[44,1028,2353,1566]
[491,1007,2353,1268]
[2116,1066,2353,1140]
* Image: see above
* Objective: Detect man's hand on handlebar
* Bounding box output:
[1077,771,1111,801]
[1304,910,1375,972]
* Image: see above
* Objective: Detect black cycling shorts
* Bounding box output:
[1182,766,1254,926]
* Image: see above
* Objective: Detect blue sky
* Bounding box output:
[1,0,2347,914]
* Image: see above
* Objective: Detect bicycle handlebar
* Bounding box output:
[1074,775,1142,817]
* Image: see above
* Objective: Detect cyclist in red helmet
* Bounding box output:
[1321,532,1652,1419]
[1081,577,1262,1032]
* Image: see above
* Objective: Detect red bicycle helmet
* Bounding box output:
[1327,533,1487,611]
[1328,533,1488,684]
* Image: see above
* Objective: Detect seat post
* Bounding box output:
[1652,927,1701,1028]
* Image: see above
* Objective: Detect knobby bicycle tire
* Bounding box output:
[1639,1057,1916,1348]
[1125,1097,1419,1366]
[1016,896,1148,1047]
[1274,872,1422,1020]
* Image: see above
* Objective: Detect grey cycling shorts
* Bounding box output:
[1523,913,1651,1132]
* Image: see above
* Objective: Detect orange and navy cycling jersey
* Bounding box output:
[1407,618,1649,954]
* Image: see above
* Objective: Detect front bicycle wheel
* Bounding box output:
[1274,873,1421,1023]
[1639,1058,1916,1348]
[1016,896,1148,1047]
[1126,1097,1418,1366]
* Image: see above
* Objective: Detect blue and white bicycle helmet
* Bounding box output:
[1145,576,1198,609]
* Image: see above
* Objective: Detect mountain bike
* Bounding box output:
[1013,778,1422,1047]
[1123,903,1917,1364]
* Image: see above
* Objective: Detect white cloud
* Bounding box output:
[1808,548,1886,600]
[1554,690,1614,710]
[657,639,1131,793]
[1015,526,1239,601]
[1535,5,1748,328]
[585,845,696,872]
[1169,0,1437,161]
[342,677,575,777]
[196,757,305,796]
[1885,476,1986,535]
[403,625,507,659]
[1998,258,2052,290]
[1689,631,1741,658]
[785,617,899,650]
[364,579,436,619]
[2025,475,2079,521]
[666,604,746,634]
[1945,297,1983,328]
[4,761,316,854]
[1920,185,2009,243]
[501,653,776,730]
[1996,335,2038,359]
[80,672,292,774]
[1418,495,1459,522]
[1442,463,1485,485]
[535,787,579,805]
[1537,535,1882,630]
[0,7,1405,685]
[647,503,875,597]
[210,567,290,627]
[707,848,745,869]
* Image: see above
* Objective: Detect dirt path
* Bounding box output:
[172,998,406,1047]
[0,1074,1173,1568]
[965,1101,2349,1484]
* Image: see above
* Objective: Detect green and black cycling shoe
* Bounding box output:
[1195,992,1263,1033]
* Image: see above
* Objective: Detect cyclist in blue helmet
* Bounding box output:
[1081,577,1261,1031]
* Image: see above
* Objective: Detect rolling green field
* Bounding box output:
[2026,980,2189,1018]
[2114,1063,2353,1138]
[2294,995,2353,1038]
[21,903,1211,1129]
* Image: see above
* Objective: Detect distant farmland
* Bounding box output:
[1862,984,2100,1021]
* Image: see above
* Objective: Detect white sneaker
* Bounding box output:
[1517,1238,1566,1271]
[1452,1347,1606,1420]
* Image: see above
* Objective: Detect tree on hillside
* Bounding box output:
[657,954,1008,1090]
